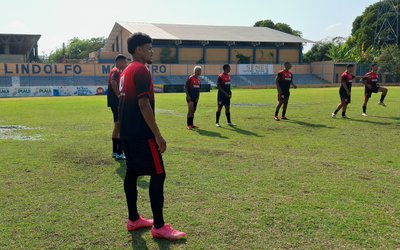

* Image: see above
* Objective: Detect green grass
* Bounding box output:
[1,87,399,249]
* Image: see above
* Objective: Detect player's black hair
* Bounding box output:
[371,63,378,68]
[222,64,230,71]
[127,32,153,55]
[284,62,291,65]
[346,64,354,68]
[115,54,126,62]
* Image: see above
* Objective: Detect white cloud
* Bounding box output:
[325,23,342,31]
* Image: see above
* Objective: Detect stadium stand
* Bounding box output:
[150,74,328,86]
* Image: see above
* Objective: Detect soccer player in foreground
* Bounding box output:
[216,64,236,127]
[332,64,355,119]
[274,62,297,121]
[185,66,202,129]
[361,63,388,116]
[118,32,186,240]
[107,54,127,160]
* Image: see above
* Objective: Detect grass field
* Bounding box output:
[1,87,399,249]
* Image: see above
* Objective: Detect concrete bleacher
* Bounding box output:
[0,76,12,87]
[151,74,328,86]
[0,74,328,88]
[0,76,108,87]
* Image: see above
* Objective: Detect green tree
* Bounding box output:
[303,41,333,63]
[160,48,177,63]
[351,0,399,50]
[377,44,400,81]
[49,37,105,63]
[254,19,302,37]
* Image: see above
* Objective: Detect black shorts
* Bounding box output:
[122,139,165,176]
[110,106,119,122]
[186,94,199,103]
[218,92,231,106]
[365,85,380,98]
[278,92,290,101]
[339,89,351,104]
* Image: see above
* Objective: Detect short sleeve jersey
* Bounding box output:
[366,71,379,88]
[119,61,155,141]
[340,71,354,91]
[107,67,121,107]
[217,73,231,93]
[277,70,293,93]
[186,75,201,97]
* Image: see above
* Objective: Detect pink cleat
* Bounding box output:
[127,216,153,231]
[151,224,186,240]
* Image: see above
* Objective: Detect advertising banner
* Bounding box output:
[238,64,274,75]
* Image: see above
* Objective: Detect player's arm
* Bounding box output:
[275,74,282,93]
[136,69,166,153]
[111,72,120,97]
[341,77,350,95]
[138,98,166,153]
[185,78,191,102]
[290,78,297,89]
[361,75,373,89]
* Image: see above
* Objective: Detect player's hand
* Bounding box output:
[293,85,297,89]
[155,134,167,153]
[225,93,230,98]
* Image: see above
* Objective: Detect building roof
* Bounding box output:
[0,34,41,55]
[104,22,312,51]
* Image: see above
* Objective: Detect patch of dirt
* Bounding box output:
[0,125,42,141]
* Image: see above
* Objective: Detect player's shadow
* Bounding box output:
[153,238,187,250]
[116,161,149,189]
[129,229,150,250]
[369,115,400,122]
[222,126,262,137]
[287,119,334,129]
[193,128,229,139]
[346,118,393,125]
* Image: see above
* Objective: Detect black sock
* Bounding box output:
[187,117,194,126]
[187,117,190,126]
[112,138,118,153]
[334,109,339,114]
[117,139,123,154]
[380,94,386,102]
[363,106,366,113]
[342,111,346,117]
[282,110,286,117]
[216,112,221,123]
[226,112,231,123]
[274,109,279,116]
[124,169,139,222]
[149,173,166,229]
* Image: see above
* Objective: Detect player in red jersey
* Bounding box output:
[107,54,127,160]
[185,66,202,129]
[274,62,297,121]
[216,64,236,127]
[119,32,186,240]
[332,64,356,119]
[361,63,388,116]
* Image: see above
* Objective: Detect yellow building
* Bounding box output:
[100,22,311,64]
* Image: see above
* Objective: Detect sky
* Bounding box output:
[0,0,378,55]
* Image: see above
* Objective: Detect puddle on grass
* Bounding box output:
[0,125,42,141]
[156,109,185,117]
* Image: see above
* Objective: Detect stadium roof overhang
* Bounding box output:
[0,34,41,55]
[104,22,313,52]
